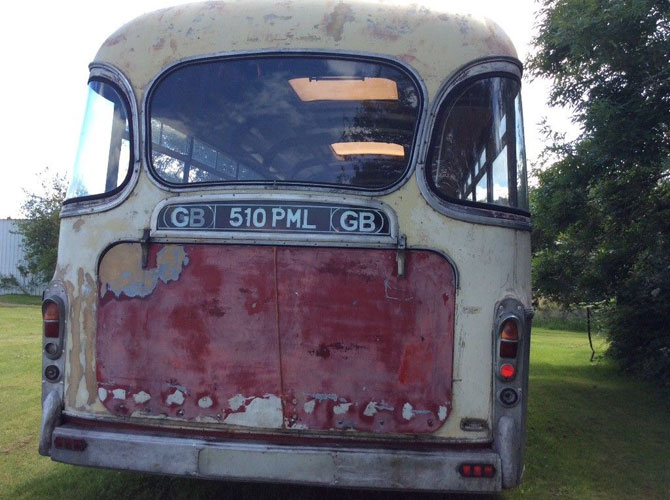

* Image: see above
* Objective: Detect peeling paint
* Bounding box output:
[304,399,316,414]
[321,3,354,42]
[112,388,126,400]
[363,401,394,417]
[287,422,309,430]
[166,389,185,406]
[438,405,448,421]
[100,244,189,299]
[98,388,108,402]
[333,402,352,415]
[401,402,430,420]
[402,402,413,420]
[228,394,248,411]
[223,395,283,428]
[198,396,213,408]
[307,393,338,402]
[133,391,151,404]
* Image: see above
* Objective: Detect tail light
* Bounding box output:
[42,296,65,361]
[43,300,61,338]
[459,463,496,478]
[496,316,522,387]
[500,363,516,380]
[499,319,519,359]
[54,436,87,452]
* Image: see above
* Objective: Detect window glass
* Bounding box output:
[426,76,529,213]
[67,81,131,200]
[149,56,422,189]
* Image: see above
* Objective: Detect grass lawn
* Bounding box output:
[0,294,42,306]
[1,304,668,499]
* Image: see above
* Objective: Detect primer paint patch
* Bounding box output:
[333,402,352,415]
[304,399,316,414]
[224,394,282,428]
[198,396,214,408]
[363,401,394,417]
[100,245,190,299]
[166,389,185,406]
[133,391,151,404]
[112,388,126,400]
[228,394,247,411]
[402,402,413,420]
[98,388,108,402]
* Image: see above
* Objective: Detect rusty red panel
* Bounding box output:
[96,244,454,435]
[277,248,455,433]
[96,245,283,424]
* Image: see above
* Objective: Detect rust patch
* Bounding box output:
[152,37,165,51]
[169,38,178,54]
[66,278,81,409]
[72,219,85,233]
[310,342,367,359]
[321,3,354,42]
[103,33,126,47]
[366,20,409,42]
[263,13,292,24]
[483,19,515,55]
[83,272,97,406]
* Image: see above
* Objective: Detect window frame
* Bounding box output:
[61,63,140,218]
[143,50,427,196]
[417,57,531,230]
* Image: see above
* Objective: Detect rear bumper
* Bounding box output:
[51,425,502,493]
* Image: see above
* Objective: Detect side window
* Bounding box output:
[426,76,529,214]
[66,80,132,202]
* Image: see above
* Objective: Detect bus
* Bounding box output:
[39,0,532,493]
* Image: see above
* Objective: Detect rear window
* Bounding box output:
[148,55,422,190]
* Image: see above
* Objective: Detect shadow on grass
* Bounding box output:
[9,463,502,500]
[521,362,670,498]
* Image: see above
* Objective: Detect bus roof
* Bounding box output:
[94,0,518,97]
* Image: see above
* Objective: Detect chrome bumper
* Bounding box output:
[51,425,502,492]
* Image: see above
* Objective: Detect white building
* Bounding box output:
[0,219,44,296]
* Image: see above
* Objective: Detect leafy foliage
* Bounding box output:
[528,0,670,383]
[14,170,67,285]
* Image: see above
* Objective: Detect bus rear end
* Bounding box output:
[39,1,532,493]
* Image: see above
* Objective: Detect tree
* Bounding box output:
[14,170,67,286]
[528,0,670,384]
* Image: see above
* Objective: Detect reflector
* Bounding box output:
[500,363,516,379]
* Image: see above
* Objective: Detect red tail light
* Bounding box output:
[459,463,496,478]
[43,300,61,339]
[54,436,87,452]
[500,363,516,380]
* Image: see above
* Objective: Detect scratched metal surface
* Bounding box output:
[96,243,454,435]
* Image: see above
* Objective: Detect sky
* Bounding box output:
[0,0,575,219]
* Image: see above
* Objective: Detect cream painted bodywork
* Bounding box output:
[56,0,530,442]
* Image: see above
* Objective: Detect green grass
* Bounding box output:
[0,294,42,306]
[1,305,669,499]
